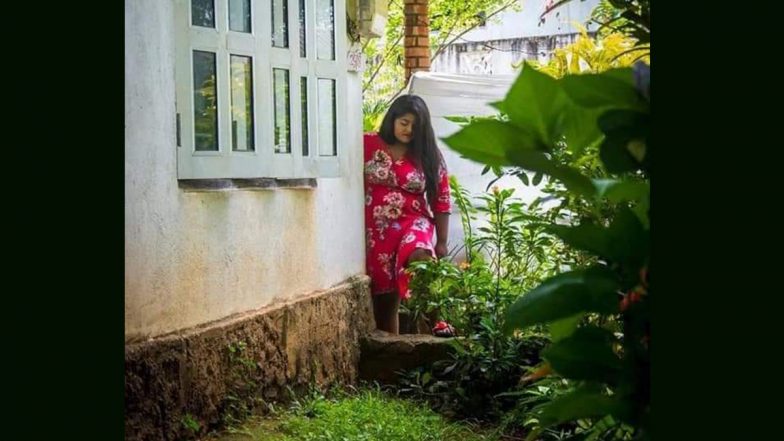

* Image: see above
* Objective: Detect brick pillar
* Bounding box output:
[404,0,430,83]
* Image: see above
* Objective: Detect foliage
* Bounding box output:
[529,25,650,78]
[406,177,569,334]
[587,0,650,47]
[181,413,202,435]
[362,0,518,116]
[543,0,649,63]
[400,179,563,420]
[219,340,265,428]
[208,385,497,440]
[443,55,650,439]
[363,99,389,133]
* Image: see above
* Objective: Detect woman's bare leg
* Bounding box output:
[372,291,401,334]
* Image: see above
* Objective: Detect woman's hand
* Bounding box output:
[433,213,450,260]
[435,241,448,259]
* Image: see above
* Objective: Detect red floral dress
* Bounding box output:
[364,133,452,300]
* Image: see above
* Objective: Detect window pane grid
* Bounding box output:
[192,0,215,28]
[180,0,341,177]
[230,55,254,151]
[193,50,218,151]
[229,0,251,32]
[301,77,309,156]
[272,0,289,48]
[273,68,291,154]
[317,78,336,157]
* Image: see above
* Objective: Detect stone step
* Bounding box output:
[397,309,433,334]
[358,329,455,384]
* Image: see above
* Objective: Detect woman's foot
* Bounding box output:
[432,320,456,337]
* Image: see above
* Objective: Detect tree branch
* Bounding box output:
[363,33,404,92]
[540,0,577,20]
[434,21,457,56]
[382,0,519,104]
[430,0,519,62]
[611,44,650,62]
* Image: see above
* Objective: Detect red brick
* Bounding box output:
[406,47,430,58]
[405,14,428,27]
[405,26,429,36]
[405,4,428,14]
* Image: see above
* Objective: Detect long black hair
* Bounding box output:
[379,94,444,209]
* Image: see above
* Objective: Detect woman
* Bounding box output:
[364,94,453,336]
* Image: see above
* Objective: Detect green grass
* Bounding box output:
[205,386,498,441]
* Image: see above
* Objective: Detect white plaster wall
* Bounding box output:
[125,0,365,340]
[431,0,599,77]
[463,0,599,42]
[431,33,582,75]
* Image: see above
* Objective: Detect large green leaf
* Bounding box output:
[442,120,540,167]
[632,198,650,229]
[548,207,647,266]
[593,179,649,204]
[504,267,620,332]
[506,148,595,197]
[561,68,646,111]
[489,99,507,114]
[597,108,649,134]
[538,388,631,428]
[597,109,649,173]
[593,179,650,227]
[604,67,637,88]
[549,313,584,342]
[502,62,567,145]
[606,207,648,267]
[548,223,612,260]
[542,326,622,383]
[599,134,641,174]
[561,102,606,155]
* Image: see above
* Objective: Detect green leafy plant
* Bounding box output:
[220,340,264,427]
[406,177,567,331]
[444,58,650,439]
[363,99,388,133]
[181,413,202,435]
[279,386,495,440]
[400,179,561,420]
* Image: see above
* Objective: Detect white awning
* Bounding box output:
[406,71,515,117]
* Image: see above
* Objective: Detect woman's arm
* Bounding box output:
[433,162,452,258]
[434,213,450,258]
